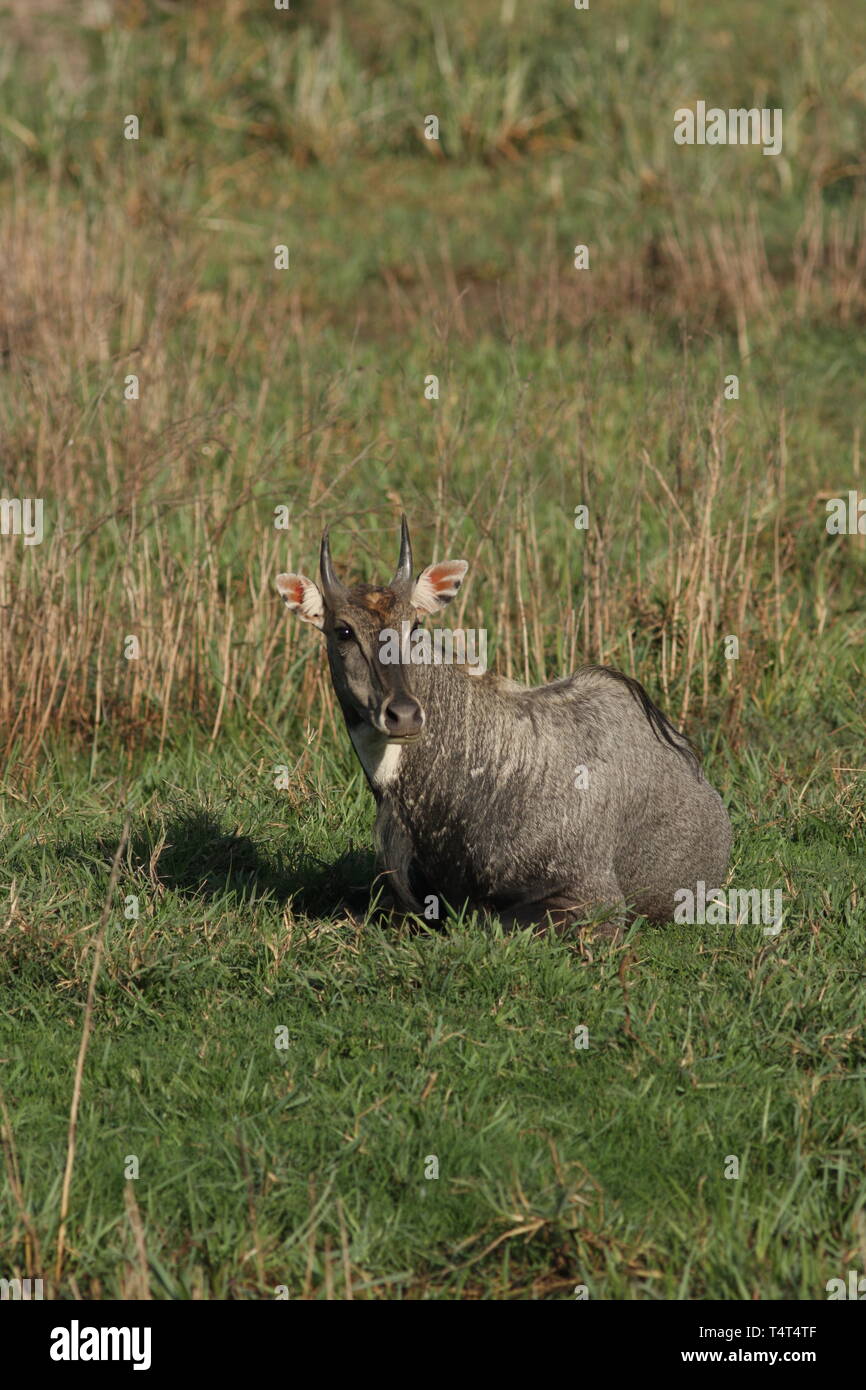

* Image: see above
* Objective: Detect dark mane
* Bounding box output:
[589,665,703,777]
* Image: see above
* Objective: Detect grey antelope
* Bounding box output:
[276,518,732,934]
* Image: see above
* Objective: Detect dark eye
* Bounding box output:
[334,624,353,642]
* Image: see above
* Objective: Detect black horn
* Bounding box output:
[319,526,347,607]
[391,513,413,590]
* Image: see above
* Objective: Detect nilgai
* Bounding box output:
[276,518,732,934]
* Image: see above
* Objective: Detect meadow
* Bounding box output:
[0,0,865,1299]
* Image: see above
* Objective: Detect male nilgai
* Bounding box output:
[277,519,731,932]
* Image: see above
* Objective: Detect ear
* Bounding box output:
[411,560,468,615]
[275,573,325,629]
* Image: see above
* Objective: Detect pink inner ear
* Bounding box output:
[279,576,306,606]
[426,562,464,593]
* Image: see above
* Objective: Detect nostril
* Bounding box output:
[384,696,424,734]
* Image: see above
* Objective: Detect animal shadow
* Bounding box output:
[62,809,381,923]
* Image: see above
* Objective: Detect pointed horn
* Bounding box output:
[319,526,347,607]
[391,513,413,590]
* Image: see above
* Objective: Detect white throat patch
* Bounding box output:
[348,724,403,789]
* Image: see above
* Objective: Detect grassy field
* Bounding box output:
[1,0,865,1300]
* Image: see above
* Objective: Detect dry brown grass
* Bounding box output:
[1,11,864,779]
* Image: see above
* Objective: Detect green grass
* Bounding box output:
[3,726,864,1299]
[1,0,865,1300]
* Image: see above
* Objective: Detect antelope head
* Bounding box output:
[276,516,467,742]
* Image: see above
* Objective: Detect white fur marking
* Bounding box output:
[349,724,403,788]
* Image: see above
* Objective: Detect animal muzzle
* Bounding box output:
[381,693,425,740]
